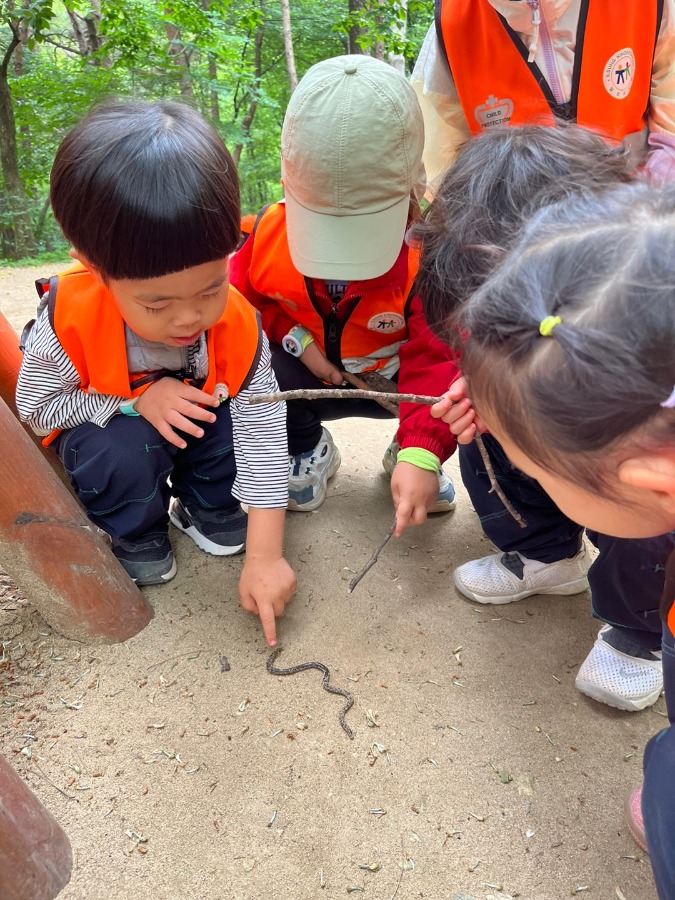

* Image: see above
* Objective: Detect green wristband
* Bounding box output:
[119,397,141,417]
[395,447,440,473]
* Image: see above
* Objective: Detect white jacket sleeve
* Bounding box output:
[645,0,675,181]
[410,24,472,190]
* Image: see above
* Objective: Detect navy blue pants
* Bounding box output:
[270,343,396,456]
[643,670,675,899]
[459,435,675,651]
[53,402,238,540]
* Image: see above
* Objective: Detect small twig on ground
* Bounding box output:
[146,649,201,670]
[349,517,397,594]
[389,835,406,900]
[31,764,77,800]
[251,389,441,406]
[474,434,527,528]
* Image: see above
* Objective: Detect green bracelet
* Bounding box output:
[396,447,440,472]
[119,397,141,417]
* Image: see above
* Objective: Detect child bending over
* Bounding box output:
[432,179,675,900]
[231,55,459,535]
[16,100,295,646]
[415,123,674,715]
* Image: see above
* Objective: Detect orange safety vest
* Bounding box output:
[436,0,662,141]
[248,204,419,374]
[38,263,262,445]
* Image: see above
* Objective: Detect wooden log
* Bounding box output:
[0,309,76,491]
[0,755,72,900]
[0,308,23,413]
[0,395,153,643]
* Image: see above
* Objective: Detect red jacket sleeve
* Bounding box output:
[229,232,296,345]
[396,293,462,463]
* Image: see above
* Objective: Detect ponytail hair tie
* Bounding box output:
[661,386,675,409]
[539,315,562,337]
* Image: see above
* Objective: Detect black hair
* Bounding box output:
[454,181,675,492]
[50,100,241,280]
[412,122,633,336]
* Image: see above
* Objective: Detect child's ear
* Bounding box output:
[618,454,675,511]
[70,249,106,286]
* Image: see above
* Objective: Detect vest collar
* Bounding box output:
[309,240,410,300]
[488,0,576,32]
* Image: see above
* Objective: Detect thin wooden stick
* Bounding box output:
[474,434,527,528]
[251,389,527,528]
[250,389,441,406]
[340,371,400,415]
[348,517,396,594]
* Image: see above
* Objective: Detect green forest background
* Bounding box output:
[0,0,433,263]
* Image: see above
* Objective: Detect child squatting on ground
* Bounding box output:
[427,179,675,898]
[413,122,675,718]
[410,0,675,721]
[230,55,460,537]
[15,100,296,647]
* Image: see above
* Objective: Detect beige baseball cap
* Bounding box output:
[281,55,426,281]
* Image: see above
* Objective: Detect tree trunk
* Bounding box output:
[280,0,298,93]
[347,0,366,54]
[165,17,193,96]
[388,0,407,73]
[233,1,265,167]
[0,34,36,259]
[198,1,220,122]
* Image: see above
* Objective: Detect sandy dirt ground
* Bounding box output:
[0,264,663,900]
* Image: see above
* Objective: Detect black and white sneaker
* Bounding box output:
[169,498,247,556]
[112,531,177,586]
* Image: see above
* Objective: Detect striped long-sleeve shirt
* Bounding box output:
[16,309,289,509]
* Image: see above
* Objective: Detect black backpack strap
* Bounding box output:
[21,275,58,351]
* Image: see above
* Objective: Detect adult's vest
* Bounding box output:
[436,0,663,141]
[248,204,419,375]
[38,263,262,444]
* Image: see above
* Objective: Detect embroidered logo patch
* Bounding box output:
[367,312,405,333]
[603,48,635,99]
[474,94,514,130]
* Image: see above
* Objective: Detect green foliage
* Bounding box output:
[0,0,434,262]
[334,0,433,60]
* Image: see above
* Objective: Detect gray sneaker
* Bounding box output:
[382,439,457,513]
[169,499,247,555]
[112,531,177,586]
[287,427,341,512]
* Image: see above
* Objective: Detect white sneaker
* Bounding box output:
[575,625,663,711]
[287,427,341,512]
[453,547,589,604]
[382,440,456,513]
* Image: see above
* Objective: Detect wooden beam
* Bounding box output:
[0,755,72,900]
[0,395,153,642]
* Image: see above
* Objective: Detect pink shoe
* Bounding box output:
[624,786,649,853]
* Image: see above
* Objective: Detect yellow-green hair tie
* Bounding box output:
[539,315,562,337]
